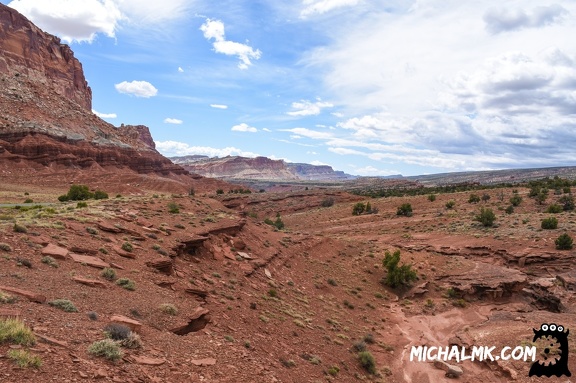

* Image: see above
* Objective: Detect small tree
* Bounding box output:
[546,204,563,214]
[468,194,480,203]
[559,194,575,211]
[555,233,573,250]
[481,193,491,202]
[273,213,285,230]
[510,194,522,207]
[382,250,417,288]
[474,207,496,227]
[396,203,413,217]
[541,217,558,229]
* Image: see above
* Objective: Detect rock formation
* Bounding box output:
[171,155,356,181]
[0,3,187,178]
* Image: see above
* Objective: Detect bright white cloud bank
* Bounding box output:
[200,19,261,69]
[287,99,334,116]
[156,141,259,158]
[164,118,183,124]
[114,80,158,98]
[300,0,360,18]
[92,109,117,119]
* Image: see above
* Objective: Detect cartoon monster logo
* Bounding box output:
[529,323,571,377]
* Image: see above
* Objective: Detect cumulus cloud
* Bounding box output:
[262,128,272,132]
[178,67,184,73]
[352,165,400,177]
[287,99,334,116]
[92,109,117,119]
[114,80,158,98]
[164,118,183,124]
[484,4,568,34]
[231,123,257,132]
[281,127,333,139]
[156,140,259,158]
[200,19,261,69]
[114,0,192,25]
[210,104,228,109]
[300,0,360,18]
[8,0,122,43]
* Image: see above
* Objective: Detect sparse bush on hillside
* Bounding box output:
[116,278,136,291]
[93,190,109,200]
[541,217,558,229]
[555,233,573,250]
[13,223,27,233]
[382,250,417,288]
[505,205,514,214]
[100,267,117,281]
[0,243,12,252]
[559,194,575,211]
[428,194,436,202]
[121,242,133,252]
[352,202,366,216]
[481,193,491,202]
[167,202,180,214]
[104,323,131,340]
[474,207,496,227]
[48,299,78,313]
[510,194,522,206]
[396,203,413,217]
[7,349,42,368]
[445,200,455,209]
[321,197,335,207]
[546,204,563,214]
[58,184,109,202]
[87,339,123,361]
[468,194,480,203]
[265,213,285,230]
[216,189,224,195]
[358,351,377,374]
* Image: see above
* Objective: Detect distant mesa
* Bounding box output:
[170,155,357,181]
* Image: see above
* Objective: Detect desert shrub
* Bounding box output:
[481,193,491,202]
[321,197,335,207]
[7,349,41,368]
[0,291,17,304]
[541,217,558,230]
[167,202,180,214]
[48,299,78,312]
[23,198,33,204]
[87,339,123,361]
[216,189,224,195]
[546,204,563,214]
[119,331,142,349]
[505,205,514,214]
[121,242,133,252]
[474,207,496,227]
[116,278,136,290]
[445,200,455,209]
[510,194,522,206]
[358,351,377,374]
[382,250,417,288]
[268,289,278,298]
[363,333,375,344]
[428,194,436,202]
[86,226,99,235]
[328,366,340,376]
[555,233,573,250]
[66,184,93,201]
[76,202,88,208]
[57,194,69,202]
[93,190,109,200]
[13,223,27,233]
[104,323,131,340]
[87,312,98,321]
[41,256,58,268]
[100,267,117,281]
[468,194,480,203]
[274,214,285,230]
[396,203,413,217]
[159,303,178,315]
[353,340,367,352]
[560,194,575,211]
[0,318,36,346]
[0,243,12,252]
[352,202,366,216]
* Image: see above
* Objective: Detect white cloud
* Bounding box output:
[287,99,334,116]
[164,118,183,124]
[300,0,360,18]
[210,104,228,109]
[281,127,333,139]
[114,80,158,98]
[310,160,329,166]
[484,5,568,34]
[92,109,117,119]
[200,19,261,69]
[231,123,257,133]
[156,140,259,158]
[352,165,400,177]
[8,0,122,43]
[262,128,272,132]
[178,67,184,73]
[114,0,193,25]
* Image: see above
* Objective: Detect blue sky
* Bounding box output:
[3,0,576,176]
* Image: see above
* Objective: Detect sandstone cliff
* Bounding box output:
[0,3,188,180]
[171,155,355,181]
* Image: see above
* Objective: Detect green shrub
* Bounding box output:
[541,217,558,230]
[358,351,377,374]
[273,214,285,230]
[555,233,573,250]
[87,339,123,361]
[0,291,17,304]
[468,194,480,203]
[57,194,69,202]
[167,202,180,214]
[159,303,178,315]
[321,197,335,207]
[121,242,133,252]
[41,256,59,268]
[93,190,109,200]
[382,250,417,288]
[48,299,78,312]
[481,193,491,202]
[100,267,117,281]
[0,243,12,252]
[559,194,575,211]
[352,202,366,216]
[23,198,33,204]
[328,366,340,376]
[116,278,135,290]
[474,207,496,227]
[216,189,224,195]
[505,205,514,214]
[66,184,93,201]
[13,223,27,233]
[7,349,41,368]
[396,203,413,217]
[104,323,131,340]
[510,194,522,206]
[428,194,436,202]
[86,227,99,235]
[76,201,88,208]
[0,318,36,346]
[546,204,563,214]
[445,200,455,209]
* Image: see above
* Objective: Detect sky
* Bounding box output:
[2,0,576,177]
